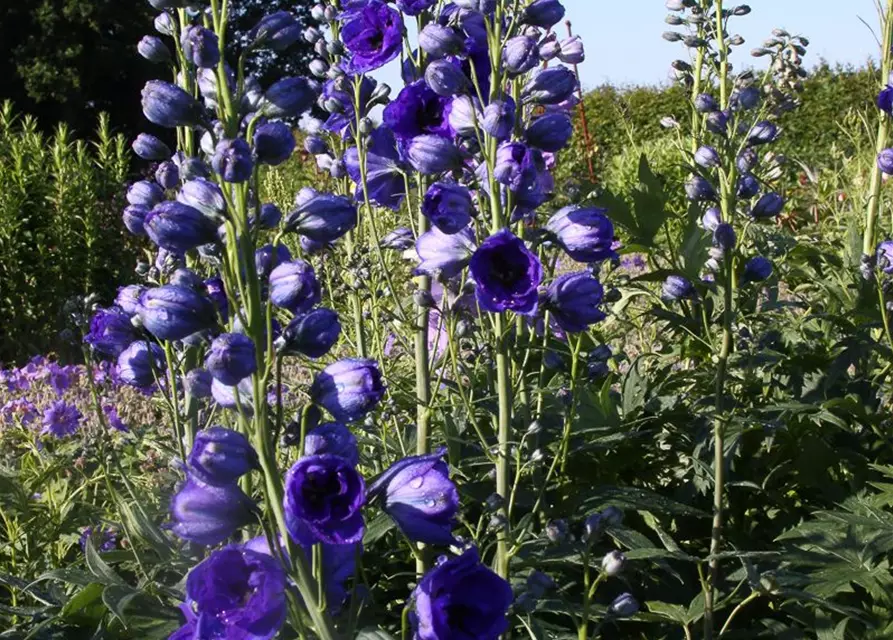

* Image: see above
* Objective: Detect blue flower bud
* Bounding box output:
[877,240,893,273]
[169,268,203,290]
[173,153,210,181]
[879,149,893,175]
[705,110,728,135]
[253,121,296,166]
[188,426,259,485]
[415,226,476,277]
[255,243,292,280]
[261,77,317,118]
[285,192,357,242]
[736,173,760,199]
[268,261,320,314]
[181,26,220,69]
[117,341,165,388]
[558,36,584,64]
[185,368,213,398]
[205,333,258,385]
[177,178,226,219]
[608,593,639,618]
[481,98,516,141]
[275,308,342,358]
[662,275,695,301]
[878,86,893,115]
[211,377,256,415]
[522,66,577,105]
[250,11,302,51]
[422,182,474,234]
[116,285,145,315]
[545,206,616,263]
[712,223,736,251]
[170,476,256,546]
[304,422,359,465]
[545,272,606,333]
[406,135,461,174]
[685,176,716,202]
[419,23,464,59]
[694,93,718,113]
[154,12,175,36]
[737,147,758,173]
[447,95,483,137]
[732,86,760,110]
[212,138,254,183]
[132,133,171,161]
[258,203,282,229]
[424,59,469,97]
[526,113,573,152]
[144,201,218,254]
[122,205,148,236]
[155,160,179,190]
[141,80,205,128]
[127,180,164,207]
[694,145,721,169]
[304,135,328,155]
[743,256,773,282]
[523,0,566,28]
[748,120,778,145]
[701,207,722,231]
[750,192,784,218]
[137,35,172,64]
[138,285,217,341]
[503,36,540,75]
[311,358,386,422]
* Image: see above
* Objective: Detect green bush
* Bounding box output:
[0,102,138,364]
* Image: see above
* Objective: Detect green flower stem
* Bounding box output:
[864,0,893,256]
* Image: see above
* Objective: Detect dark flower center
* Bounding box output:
[302,468,341,512]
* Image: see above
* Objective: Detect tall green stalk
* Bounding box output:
[863,0,893,256]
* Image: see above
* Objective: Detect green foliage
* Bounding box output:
[0,102,138,364]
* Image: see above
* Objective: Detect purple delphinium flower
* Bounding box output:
[406,135,462,174]
[137,285,217,342]
[40,401,82,438]
[181,25,220,68]
[141,80,205,128]
[545,272,607,333]
[276,308,342,359]
[259,76,317,119]
[249,10,302,50]
[84,307,139,360]
[545,206,616,264]
[311,359,386,423]
[525,113,573,152]
[284,192,358,242]
[212,138,254,183]
[116,286,145,315]
[255,243,293,280]
[344,127,406,209]
[384,80,454,140]
[304,423,359,467]
[253,121,296,166]
[523,0,566,28]
[132,133,171,160]
[171,545,287,640]
[341,0,404,73]
[122,205,148,235]
[685,176,717,202]
[155,161,179,190]
[211,377,256,416]
[877,239,893,274]
[662,275,696,302]
[283,454,366,545]
[743,256,773,283]
[750,192,785,219]
[521,66,577,105]
[415,226,477,278]
[269,260,321,313]
[205,333,258,386]
[470,230,543,315]
[170,476,257,546]
[117,341,165,388]
[143,201,218,254]
[188,426,259,486]
[410,547,513,640]
[747,120,779,145]
[422,182,474,234]
[878,85,893,115]
[737,173,760,199]
[424,59,469,97]
[368,447,459,545]
[878,149,893,175]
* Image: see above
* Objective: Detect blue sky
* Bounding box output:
[373,0,883,90]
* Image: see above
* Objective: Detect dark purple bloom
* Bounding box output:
[406,135,461,174]
[79,526,118,552]
[747,120,779,145]
[521,67,577,105]
[137,35,171,63]
[546,206,616,263]
[185,368,213,399]
[879,149,893,175]
[523,0,566,27]
[304,423,359,467]
[181,26,220,68]
[415,226,476,278]
[117,340,165,388]
[122,205,148,236]
[425,59,469,97]
[188,426,259,486]
[526,113,573,152]
[275,308,342,359]
[257,203,282,229]
[141,80,205,128]
[344,128,406,209]
[260,77,317,118]
[494,142,539,192]
[341,0,404,73]
[40,401,82,438]
[419,23,464,58]
[750,192,785,218]
[177,178,226,219]
[132,133,171,160]
[284,454,365,545]
[250,10,302,51]
[503,36,539,75]
[310,358,386,423]
[470,229,543,315]
[397,0,437,15]
[705,110,729,135]
[736,173,760,199]
[878,86,893,115]
[255,243,293,280]
[481,98,516,141]
[685,176,716,202]
[269,260,321,313]
[169,267,206,291]
[138,285,217,341]
[368,447,459,545]
[204,276,229,323]
[879,239,893,274]
[284,192,357,241]
[155,160,179,190]
[743,256,773,282]
[172,545,286,640]
[212,138,254,183]
[253,121,296,166]
[384,81,454,140]
[1,398,37,426]
[411,547,513,640]
[170,477,256,546]
[662,275,696,301]
[732,86,760,110]
[694,93,718,112]
[545,272,606,333]
[206,334,258,385]
[47,363,76,396]
[116,285,145,315]
[127,180,164,207]
[713,223,736,251]
[144,201,218,254]
[422,182,473,234]
[85,307,139,360]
